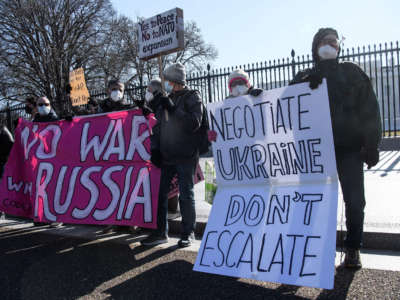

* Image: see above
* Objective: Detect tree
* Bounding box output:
[85,18,218,89]
[164,21,218,73]
[0,0,112,112]
[0,2,218,109]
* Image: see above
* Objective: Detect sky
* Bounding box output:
[111,0,399,70]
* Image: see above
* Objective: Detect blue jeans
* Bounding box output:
[156,160,197,238]
[336,151,365,249]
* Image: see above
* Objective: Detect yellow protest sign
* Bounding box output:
[69,68,90,106]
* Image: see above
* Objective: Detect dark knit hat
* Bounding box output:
[148,78,162,94]
[163,62,186,85]
[312,27,339,63]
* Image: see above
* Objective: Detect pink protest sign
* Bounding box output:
[0,109,160,228]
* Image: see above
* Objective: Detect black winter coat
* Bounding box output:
[291,59,382,152]
[99,99,135,113]
[0,125,14,176]
[153,87,203,164]
[33,111,59,123]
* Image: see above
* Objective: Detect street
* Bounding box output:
[1,221,399,300]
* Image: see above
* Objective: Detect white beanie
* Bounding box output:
[228,69,250,91]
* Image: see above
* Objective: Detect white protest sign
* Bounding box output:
[193,81,339,289]
[138,8,184,60]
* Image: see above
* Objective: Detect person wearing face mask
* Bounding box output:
[98,79,145,234]
[227,69,263,99]
[99,79,132,113]
[144,78,182,220]
[33,96,59,122]
[32,96,61,227]
[207,69,263,142]
[290,27,382,269]
[141,62,205,248]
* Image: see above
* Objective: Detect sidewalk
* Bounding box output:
[183,152,400,251]
[2,152,399,252]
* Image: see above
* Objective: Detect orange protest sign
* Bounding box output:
[69,68,90,106]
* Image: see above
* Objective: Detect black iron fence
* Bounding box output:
[1,41,399,136]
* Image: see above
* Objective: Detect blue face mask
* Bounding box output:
[164,81,173,94]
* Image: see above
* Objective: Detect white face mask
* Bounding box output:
[110,90,123,102]
[145,91,154,102]
[318,45,338,60]
[231,85,248,97]
[38,105,51,116]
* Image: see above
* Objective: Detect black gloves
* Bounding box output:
[308,71,323,90]
[141,106,152,117]
[64,114,74,122]
[248,87,263,97]
[150,149,162,168]
[160,96,175,112]
[361,147,379,169]
[136,99,153,117]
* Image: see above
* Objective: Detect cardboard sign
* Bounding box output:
[138,7,184,60]
[193,81,339,289]
[69,68,90,106]
[0,110,160,228]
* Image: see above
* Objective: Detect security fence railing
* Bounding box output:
[1,41,399,137]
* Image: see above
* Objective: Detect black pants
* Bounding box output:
[336,151,365,250]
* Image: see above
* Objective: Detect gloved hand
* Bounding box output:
[160,96,175,112]
[150,149,162,168]
[136,99,153,117]
[361,147,379,169]
[207,130,217,142]
[141,105,153,117]
[248,87,263,97]
[64,114,74,122]
[308,71,323,90]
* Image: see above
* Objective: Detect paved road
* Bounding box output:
[1,222,399,300]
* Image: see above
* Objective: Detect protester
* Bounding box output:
[144,78,164,118]
[290,27,382,269]
[227,69,263,98]
[208,69,263,142]
[0,124,14,178]
[144,78,181,219]
[32,96,62,227]
[100,79,132,113]
[141,62,205,247]
[33,96,59,122]
[99,79,143,234]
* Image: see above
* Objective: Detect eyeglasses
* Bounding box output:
[37,103,50,107]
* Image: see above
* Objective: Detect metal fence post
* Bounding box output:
[207,64,212,103]
[291,49,296,79]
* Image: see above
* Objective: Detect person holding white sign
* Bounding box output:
[208,69,263,142]
[291,27,382,269]
[227,69,263,98]
[141,63,205,248]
